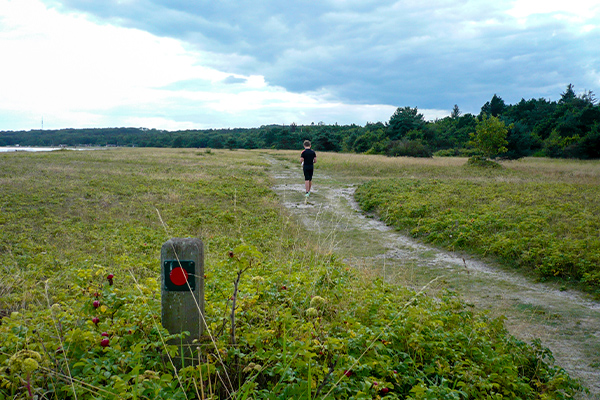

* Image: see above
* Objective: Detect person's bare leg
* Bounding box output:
[305,180,310,193]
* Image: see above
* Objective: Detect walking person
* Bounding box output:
[300,140,316,197]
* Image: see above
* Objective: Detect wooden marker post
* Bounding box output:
[161,238,205,366]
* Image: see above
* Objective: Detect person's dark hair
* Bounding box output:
[303,140,311,148]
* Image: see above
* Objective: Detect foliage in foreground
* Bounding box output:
[0,149,583,399]
[355,177,600,294]
[1,261,582,399]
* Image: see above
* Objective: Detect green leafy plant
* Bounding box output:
[0,148,585,399]
[469,114,509,160]
[355,177,600,295]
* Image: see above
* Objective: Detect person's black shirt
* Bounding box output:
[301,149,316,167]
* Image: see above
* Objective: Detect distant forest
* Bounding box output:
[2,84,599,159]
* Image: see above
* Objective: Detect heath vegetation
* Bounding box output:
[275,150,600,295]
[0,148,586,399]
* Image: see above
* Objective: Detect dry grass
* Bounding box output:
[270,150,600,185]
[501,157,600,185]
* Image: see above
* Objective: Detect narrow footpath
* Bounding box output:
[267,155,600,398]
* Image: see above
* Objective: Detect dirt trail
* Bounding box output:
[267,156,600,398]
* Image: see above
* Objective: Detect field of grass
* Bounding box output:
[0,148,584,399]
[275,151,600,295]
[356,178,600,290]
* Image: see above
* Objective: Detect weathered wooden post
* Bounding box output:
[161,238,205,367]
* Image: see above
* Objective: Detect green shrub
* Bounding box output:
[356,177,600,295]
[433,148,460,157]
[0,149,584,399]
[467,155,503,168]
[387,139,432,158]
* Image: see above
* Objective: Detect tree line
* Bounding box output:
[2,84,599,159]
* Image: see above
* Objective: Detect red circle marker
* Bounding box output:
[170,267,189,286]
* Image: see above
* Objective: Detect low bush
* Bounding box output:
[386,140,432,158]
[1,255,582,399]
[356,177,600,295]
[467,155,503,168]
[434,148,480,158]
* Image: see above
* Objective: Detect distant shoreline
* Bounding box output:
[0,146,96,153]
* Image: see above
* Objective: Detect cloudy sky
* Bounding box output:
[1,0,599,131]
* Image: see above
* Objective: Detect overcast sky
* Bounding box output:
[1,0,599,131]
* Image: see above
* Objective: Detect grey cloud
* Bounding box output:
[222,75,247,84]
[49,0,600,115]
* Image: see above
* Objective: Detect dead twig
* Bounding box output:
[315,356,338,398]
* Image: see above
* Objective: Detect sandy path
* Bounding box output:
[268,156,600,398]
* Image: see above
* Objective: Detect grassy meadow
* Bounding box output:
[0,148,587,399]
[277,151,600,295]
